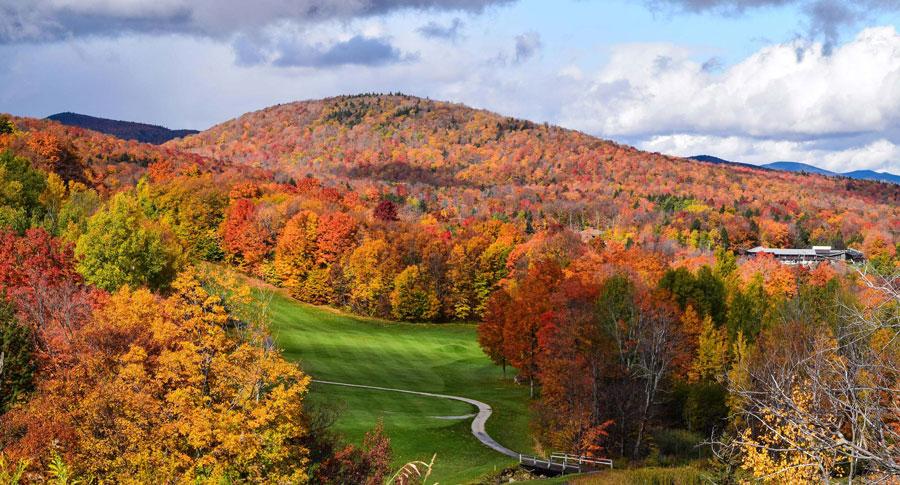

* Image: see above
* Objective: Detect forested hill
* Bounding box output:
[167,94,898,251]
[1,115,256,194]
[48,112,198,144]
[170,94,899,204]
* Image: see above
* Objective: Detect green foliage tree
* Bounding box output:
[75,192,180,291]
[0,298,34,413]
[660,266,726,325]
[713,248,737,278]
[695,266,727,325]
[682,381,728,435]
[0,151,48,232]
[0,117,14,135]
[56,181,100,242]
[137,178,227,261]
[726,277,767,341]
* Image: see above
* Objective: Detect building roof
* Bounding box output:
[747,246,864,259]
[748,247,816,256]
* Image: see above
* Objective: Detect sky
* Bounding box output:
[1,0,899,173]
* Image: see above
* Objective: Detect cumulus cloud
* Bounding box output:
[560,26,900,142]
[0,2,896,173]
[418,18,464,40]
[514,31,541,63]
[646,0,900,50]
[0,0,514,43]
[641,134,900,173]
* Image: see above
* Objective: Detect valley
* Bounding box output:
[263,288,532,483]
[0,93,896,483]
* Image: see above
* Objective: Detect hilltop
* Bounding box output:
[168,95,897,250]
[47,112,198,145]
[171,95,898,198]
[1,114,250,194]
[690,156,900,184]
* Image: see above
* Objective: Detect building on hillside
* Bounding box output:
[744,246,865,265]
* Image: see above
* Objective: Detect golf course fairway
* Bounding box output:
[264,290,534,483]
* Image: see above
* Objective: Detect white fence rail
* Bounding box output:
[518,452,613,475]
[550,452,613,469]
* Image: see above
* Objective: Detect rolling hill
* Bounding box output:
[169,94,898,209]
[7,93,896,254]
[47,112,198,144]
[762,161,835,175]
[688,154,759,169]
[760,162,900,184]
[691,156,899,184]
[1,114,254,194]
[840,169,900,184]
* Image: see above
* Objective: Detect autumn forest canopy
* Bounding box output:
[0,94,897,483]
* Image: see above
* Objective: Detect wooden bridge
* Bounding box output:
[518,452,613,475]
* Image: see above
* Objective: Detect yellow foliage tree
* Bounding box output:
[738,385,843,484]
[274,210,319,299]
[689,315,729,383]
[390,265,440,321]
[345,238,397,315]
[9,267,310,482]
[726,330,751,423]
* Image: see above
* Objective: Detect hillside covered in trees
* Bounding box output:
[47,112,199,145]
[171,94,898,257]
[0,95,897,483]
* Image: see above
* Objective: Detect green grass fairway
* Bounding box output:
[264,290,533,483]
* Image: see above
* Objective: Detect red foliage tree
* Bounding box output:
[373,199,398,222]
[316,212,358,264]
[500,260,563,398]
[313,421,392,485]
[220,198,272,269]
[0,228,96,363]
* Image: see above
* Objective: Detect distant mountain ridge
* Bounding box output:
[46,112,198,145]
[690,155,899,184]
[688,154,760,169]
[763,161,835,175]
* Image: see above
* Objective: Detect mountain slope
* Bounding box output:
[689,154,759,169]
[1,115,250,193]
[762,161,835,175]
[165,95,897,256]
[47,112,198,144]
[761,161,900,184]
[842,169,900,184]
[170,95,897,204]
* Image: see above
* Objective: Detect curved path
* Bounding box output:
[312,379,519,458]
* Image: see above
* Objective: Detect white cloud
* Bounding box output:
[0,8,897,173]
[553,26,900,172]
[641,134,900,172]
[560,26,900,140]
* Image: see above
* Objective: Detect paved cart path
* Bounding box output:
[312,379,519,458]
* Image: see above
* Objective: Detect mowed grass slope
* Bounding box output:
[264,290,533,483]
